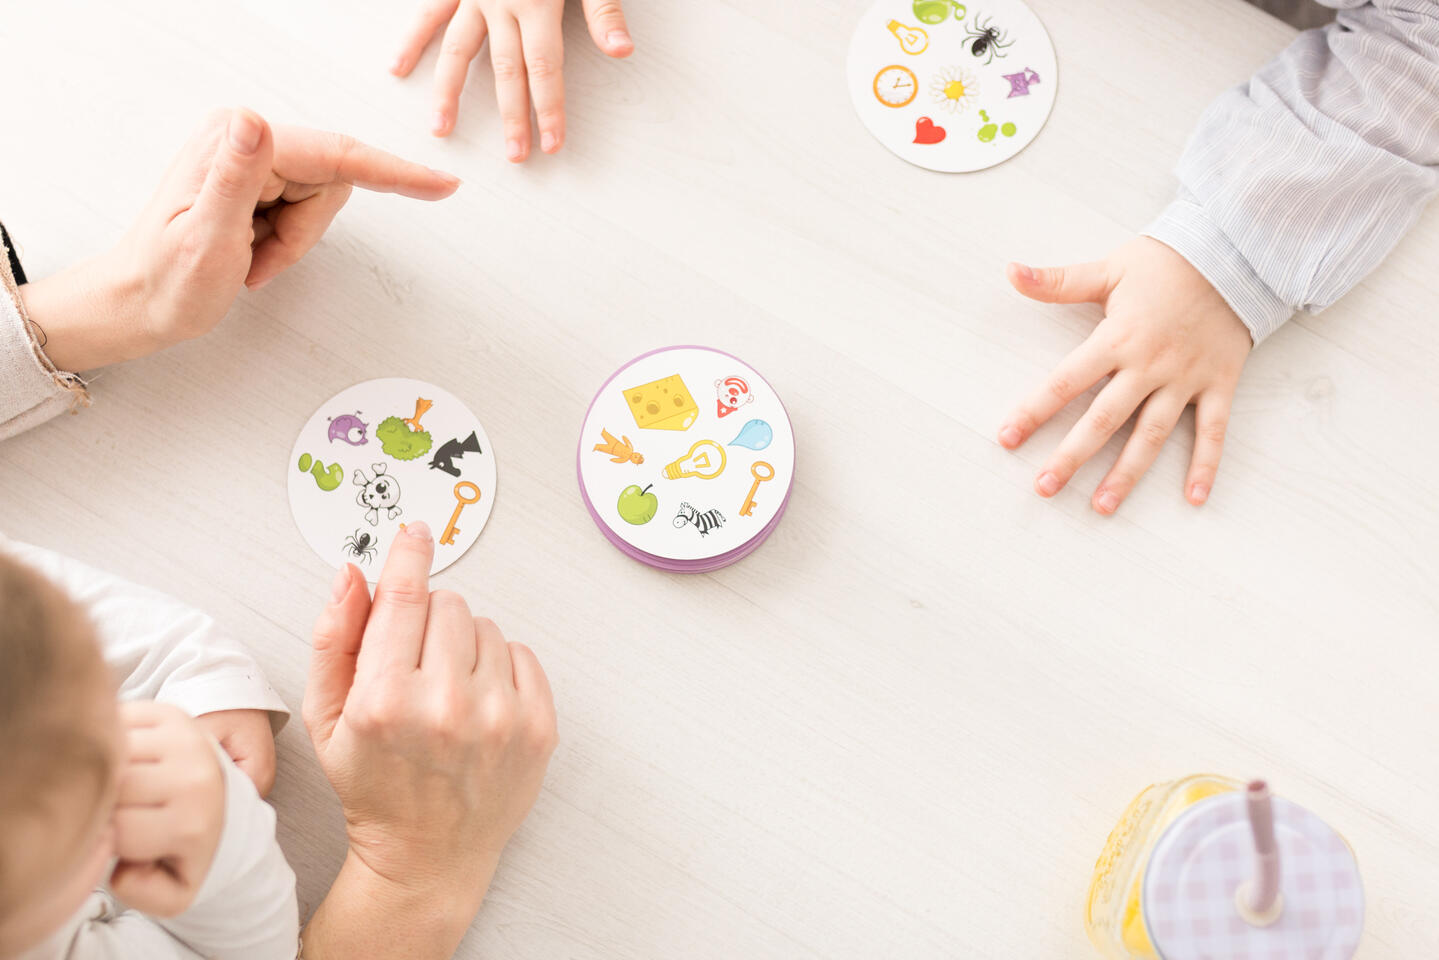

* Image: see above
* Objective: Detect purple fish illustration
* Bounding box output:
[328,412,369,446]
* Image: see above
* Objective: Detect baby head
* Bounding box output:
[0,554,122,955]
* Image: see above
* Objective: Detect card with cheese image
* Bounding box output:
[623,374,699,431]
[579,346,796,573]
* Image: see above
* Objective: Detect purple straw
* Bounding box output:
[1241,780,1283,921]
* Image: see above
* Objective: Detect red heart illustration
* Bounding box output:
[913,116,946,145]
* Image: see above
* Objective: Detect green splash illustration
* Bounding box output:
[298,453,344,491]
[376,416,433,461]
[977,110,1017,143]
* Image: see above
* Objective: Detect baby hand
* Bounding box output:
[392,0,634,156]
[998,237,1253,513]
[109,702,225,918]
[196,708,276,798]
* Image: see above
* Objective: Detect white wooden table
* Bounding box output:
[3,0,1436,955]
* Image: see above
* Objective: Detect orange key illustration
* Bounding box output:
[739,461,774,517]
[440,481,482,545]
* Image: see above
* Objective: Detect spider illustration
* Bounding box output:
[965,16,1013,64]
[342,529,379,564]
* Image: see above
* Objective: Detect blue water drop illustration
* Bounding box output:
[728,419,773,451]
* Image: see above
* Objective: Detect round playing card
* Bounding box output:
[847,0,1058,172]
[288,378,497,581]
[576,346,796,573]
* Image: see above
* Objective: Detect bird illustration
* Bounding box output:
[594,429,644,465]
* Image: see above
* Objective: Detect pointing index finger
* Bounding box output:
[269,126,461,199]
[355,521,435,677]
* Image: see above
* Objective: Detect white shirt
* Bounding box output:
[2,537,299,960]
[1143,0,1439,344]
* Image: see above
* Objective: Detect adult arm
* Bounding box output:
[0,223,88,441]
[299,522,558,959]
[1143,0,1439,344]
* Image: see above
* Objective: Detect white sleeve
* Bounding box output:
[141,747,301,960]
[31,752,299,960]
[0,536,289,728]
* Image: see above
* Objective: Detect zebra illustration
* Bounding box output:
[673,502,725,536]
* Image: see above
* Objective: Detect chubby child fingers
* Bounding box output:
[518,8,566,153]
[582,0,633,56]
[1034,373,1152,498]
[1006,259,1115,305]
[111,805,181,861]
[998,338,1111,449]
[1091,389,1189,515]
[108,861,189,918]
[488,15,532,161]
[393,0,462,76]
[431,0,487,136]
[1186,390,1233,505]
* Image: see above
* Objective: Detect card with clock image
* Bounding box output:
[575,346,796,573]
[847,0,1058,173]
[287,378,497,581]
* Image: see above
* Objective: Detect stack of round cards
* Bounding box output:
[576,346,796,572]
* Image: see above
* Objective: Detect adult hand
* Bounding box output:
[301,521,558,958]
[997,237,1252,514]
[392,0,634,157]
[109,701,225,918]
[195,708,276,798]
[20,107,460,371]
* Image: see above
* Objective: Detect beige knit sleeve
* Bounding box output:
[0,229,89,440]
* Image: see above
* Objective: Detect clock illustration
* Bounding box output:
[872,64,919,108]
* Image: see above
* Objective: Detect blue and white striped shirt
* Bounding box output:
[1143,0,1439,344]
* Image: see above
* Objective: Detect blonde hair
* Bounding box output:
[0,553,115,907]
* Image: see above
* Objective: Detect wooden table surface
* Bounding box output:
[3,0,1436,956]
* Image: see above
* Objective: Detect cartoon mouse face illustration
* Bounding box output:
[353,463,402,526]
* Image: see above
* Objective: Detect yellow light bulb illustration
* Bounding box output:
[887,19,929,55]
[663,439,726,480]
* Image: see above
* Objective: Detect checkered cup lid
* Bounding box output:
[1142,787,1364,960]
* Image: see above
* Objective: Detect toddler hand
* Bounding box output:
[392,0,634,156]
[21,108,459,371]
[998,237,1253,513]
[196,708,276,798]
[109,702,225,918]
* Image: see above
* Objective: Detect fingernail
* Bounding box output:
[228,109,263,154]
[998,425,1022,448]
[1191,483,1209,504]
[432,111,449,135]
[405,520,432,540]
[1036,472,1061,497]
[1012,262,1035,282]
[607,29,631,48]
[541,131,558,153]
[506,139,524,161]
[1096,491,1119,514]
[330,565,350,603]
[429,167,461,187]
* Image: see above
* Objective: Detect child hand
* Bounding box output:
[392,0,634,156]
[997,237,1253,513]
[20,108,459,372]
[109,702,226,918]
[196,708,276,798]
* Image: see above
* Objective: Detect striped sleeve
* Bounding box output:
[1143,0,1439,345]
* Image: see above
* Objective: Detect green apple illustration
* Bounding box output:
[617,484,658,525]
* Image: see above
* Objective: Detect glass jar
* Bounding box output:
[1084,774,1242,959]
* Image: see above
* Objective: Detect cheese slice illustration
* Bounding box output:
[624,374,698,431]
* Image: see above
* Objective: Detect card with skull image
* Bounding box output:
[288,378,497,580]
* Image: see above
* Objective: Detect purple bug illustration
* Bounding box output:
[328,412,369,446]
